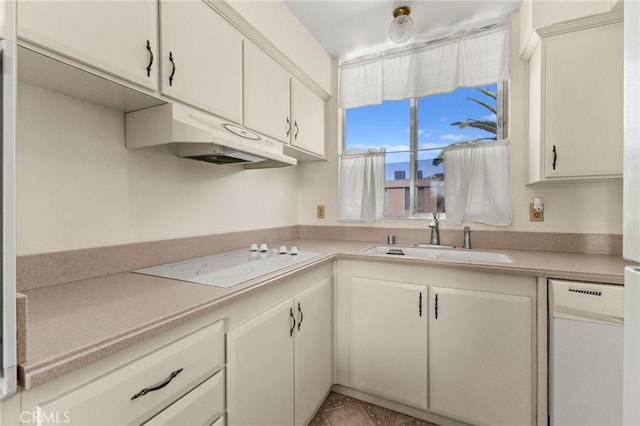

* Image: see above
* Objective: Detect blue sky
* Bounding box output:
[345,84,498,165]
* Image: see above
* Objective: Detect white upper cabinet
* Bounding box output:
[243,41,291,142]
[244,43,326,160]
[289,78,326,159]
[159,0,243,124]
[527,16,623,183]
[17,0,158,91]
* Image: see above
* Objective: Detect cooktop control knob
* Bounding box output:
[290,246,298,255]
[279,245,287,254]
[259,243,268,253]
[250,243,258,252]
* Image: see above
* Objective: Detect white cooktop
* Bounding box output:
[133,246,318,288]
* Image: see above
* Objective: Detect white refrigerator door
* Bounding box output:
[624,267,640,426]
[625,0,640,263]
[0,37,17,400]
[625,1,640,424]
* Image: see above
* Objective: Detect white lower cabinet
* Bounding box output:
[349,277,428,409]
[336,260,537,426]
[429,287,533,426]
[293,278,334,426]
[24,321,224,426]
[227,276,333,426]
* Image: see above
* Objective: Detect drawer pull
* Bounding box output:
[131,368,183,400]
[297,302,304,331]
[169,52,176,86]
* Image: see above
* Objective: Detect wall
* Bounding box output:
[16,83,299,255]
[297,10,624,236]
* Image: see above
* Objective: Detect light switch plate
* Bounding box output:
[317,205,325,219]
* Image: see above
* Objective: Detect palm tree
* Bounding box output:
[432,88,497,166]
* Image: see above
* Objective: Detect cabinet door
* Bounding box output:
[17,0,157,90]
[226,299,294,426]
[350,277,427,409]
[293,277,333,426]
[159,0,242,123]
[544,22,623,178]
[290,79,325,157]
[244,41,291,142]
[429,287,532,426]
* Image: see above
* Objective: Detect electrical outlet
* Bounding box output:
[529,203,544,222]
[317,205,325,219]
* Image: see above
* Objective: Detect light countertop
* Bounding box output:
[18,238,636,390]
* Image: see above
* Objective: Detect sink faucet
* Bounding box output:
[429,211,440,245]
[463,226,471,249]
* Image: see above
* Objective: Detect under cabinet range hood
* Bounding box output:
[125,103,296,169]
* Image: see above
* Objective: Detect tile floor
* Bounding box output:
[308,392,439,426]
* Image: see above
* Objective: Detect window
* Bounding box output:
[344,82,507,218]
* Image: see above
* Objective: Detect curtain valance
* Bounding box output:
[339,21,510,109]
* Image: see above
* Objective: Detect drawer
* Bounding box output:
[37,321,224,426]
[144,370,224,426]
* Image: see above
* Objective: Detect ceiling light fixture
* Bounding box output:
[389,6,414,44]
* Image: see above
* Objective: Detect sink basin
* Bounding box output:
[364,245,512,264]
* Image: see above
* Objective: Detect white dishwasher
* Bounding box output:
[549,279,624,426]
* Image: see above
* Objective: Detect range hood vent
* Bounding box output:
[125,103,296,169]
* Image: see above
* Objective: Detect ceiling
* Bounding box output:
[284,0,522,60]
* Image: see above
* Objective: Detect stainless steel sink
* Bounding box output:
[364,245,512,264]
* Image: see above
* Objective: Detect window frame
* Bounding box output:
[341,81,508,220]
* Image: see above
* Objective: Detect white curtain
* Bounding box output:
[339,149,386,222]
[340,21,510,109]
[444,140,512,226]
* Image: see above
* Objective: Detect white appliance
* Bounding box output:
[549,279,624,426]
[0,37,18,400]
[133,246,318,288]
[125,102,297,169]
[625,2,640,425]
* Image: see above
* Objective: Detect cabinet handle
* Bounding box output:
[552,145,557,170]
[286,117,291,137]
[294,121,299,140]
[289,307,296,337]
[297,302,304,331]
[169,52,176,86]
[419,293,423,317]
[130,368,183,400]
[146,40,154,78]
[434,294,438,320]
